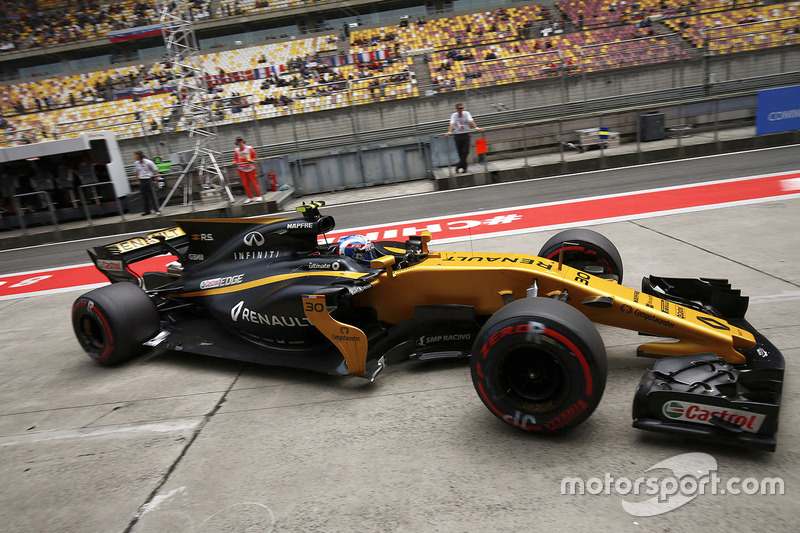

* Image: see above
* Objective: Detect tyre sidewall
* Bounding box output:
[539,229,623,283]
[71,283,159,365]
[72,296,116,363]
[472,303,606,433]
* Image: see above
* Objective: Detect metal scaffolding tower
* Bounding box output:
[157,1,234,212]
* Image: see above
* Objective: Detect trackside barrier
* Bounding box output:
[77,182,125,226]
[12,191,59,231]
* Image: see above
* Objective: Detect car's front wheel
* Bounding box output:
[471,298,607,432]
[538,228,623,283]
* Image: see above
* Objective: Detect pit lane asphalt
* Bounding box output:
[1,144,799,275]
[1,150,799,532]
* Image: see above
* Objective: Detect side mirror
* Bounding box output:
[370,255,397,277]
[419,231,432,253]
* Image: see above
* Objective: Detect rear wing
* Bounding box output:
[88,227,188,283]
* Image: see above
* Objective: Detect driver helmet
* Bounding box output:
[338,234,379,264]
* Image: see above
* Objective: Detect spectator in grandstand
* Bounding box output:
[234,137,261,204]
[445,103,483,174]
[133,151,160,216]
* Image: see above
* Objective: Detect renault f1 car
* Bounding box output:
[72,202,784,451]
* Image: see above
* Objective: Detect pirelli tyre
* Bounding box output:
[72,282,160,365]
[538,229,623,283]
[471,298,607,433]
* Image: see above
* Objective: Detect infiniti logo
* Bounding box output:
[243,231,265,247]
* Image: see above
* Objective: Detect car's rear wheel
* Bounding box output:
[538,229,623,283]
[72,282,160,365]
[471,298,607,433]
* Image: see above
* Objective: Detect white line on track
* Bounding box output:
[279,144,800,211]
[1,145,797,253]
[750,291,800,304]
[0,283,107,301]
[2,172,800,301]
[0,418,203,447]
[425,193,800,245]
[0,262,95,278]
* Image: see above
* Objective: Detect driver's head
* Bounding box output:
[338,234,378,264]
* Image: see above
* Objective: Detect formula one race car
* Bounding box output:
[72,202,784,451]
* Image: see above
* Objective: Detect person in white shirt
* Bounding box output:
[133,151,160,215]
[445,103,483,173]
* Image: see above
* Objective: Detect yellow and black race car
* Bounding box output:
[72,202,784,451]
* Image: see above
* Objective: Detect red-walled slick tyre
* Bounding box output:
[539,228,623,283]
[471,298,607,432]
[72,282,160,365]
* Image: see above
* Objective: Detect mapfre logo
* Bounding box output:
[243,231,265,247]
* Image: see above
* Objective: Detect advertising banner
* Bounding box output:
[756,85,800,135]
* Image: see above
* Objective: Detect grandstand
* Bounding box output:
[0,0,336,53]
[350,5,546,53]
[664,4,800,53]
[0,0,797,229]
[1,1,794,143]
[427,24,691,90]
[555,0,764,30]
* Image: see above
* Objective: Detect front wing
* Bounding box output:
[631,277,784,451]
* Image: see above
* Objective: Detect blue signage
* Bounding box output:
[756,85,800,135]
